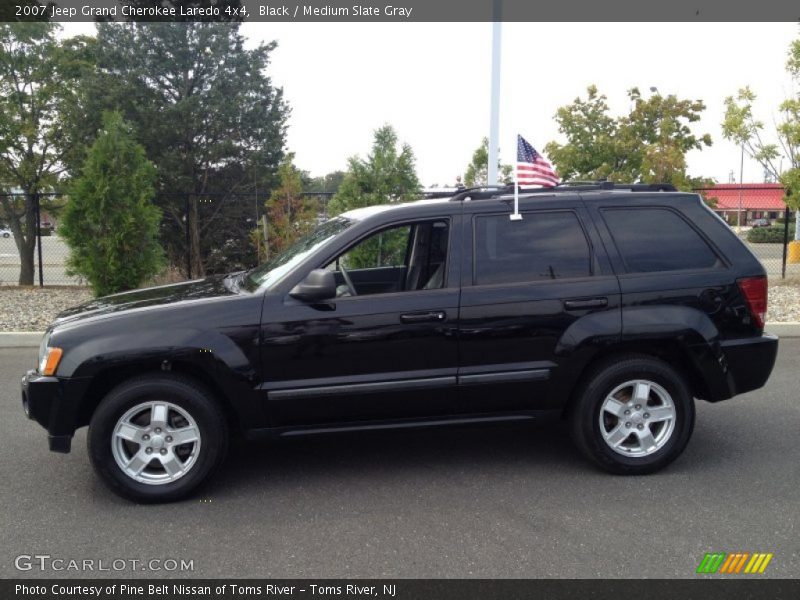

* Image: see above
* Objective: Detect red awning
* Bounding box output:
[700,184,786,210]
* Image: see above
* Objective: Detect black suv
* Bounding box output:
[21,183,778,502]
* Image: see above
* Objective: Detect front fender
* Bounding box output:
[49,325,263,433]
[56,327,256,380]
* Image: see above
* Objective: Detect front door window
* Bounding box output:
[324,220,449,297]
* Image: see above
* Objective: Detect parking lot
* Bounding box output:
[0,234,80,286]
[1,342,799,579]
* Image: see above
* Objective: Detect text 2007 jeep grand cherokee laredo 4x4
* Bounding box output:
[21,182,778,502]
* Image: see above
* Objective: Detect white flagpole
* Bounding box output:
[488,5,501,186]
[510,136,522,220]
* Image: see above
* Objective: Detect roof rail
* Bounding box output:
[430,181,678,203]
[420,185,511,201]
[449,185,517,202]
[552,181,678,192]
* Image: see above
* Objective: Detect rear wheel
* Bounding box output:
[88,374,228,503]
[570,355,694,474]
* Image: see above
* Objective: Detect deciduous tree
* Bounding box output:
[463,138,513,186]
[253,154,317,261]
[545,85,712,190]
[0,23,92,284]
[722,33,800,239]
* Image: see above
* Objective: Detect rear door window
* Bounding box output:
[602,207,721,273]
[474,211,592,285]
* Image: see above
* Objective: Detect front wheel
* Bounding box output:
[570,355,695,475]
[88,374,229,503]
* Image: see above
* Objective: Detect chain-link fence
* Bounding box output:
[0,191,333,287]
[696,185,797,280]
[0,192,76,286]
[2,188,796,286]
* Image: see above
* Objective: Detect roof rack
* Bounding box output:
[420,185,514,201]
[441,180,677,201]
[449,185,517,202]
[554,181,678,192]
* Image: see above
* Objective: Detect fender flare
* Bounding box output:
[53,327,263,432]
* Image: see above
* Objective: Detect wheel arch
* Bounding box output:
[560,339,714,419]
[74,358,255,435]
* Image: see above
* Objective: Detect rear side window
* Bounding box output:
[474,211,592,285]
[602,207,720,273]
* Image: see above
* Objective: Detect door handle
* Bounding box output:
[400,311,447,324]
[564,297,608,310]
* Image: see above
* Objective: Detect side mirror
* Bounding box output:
[289,269,336,303]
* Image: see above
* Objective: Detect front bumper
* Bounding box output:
[21,369,91,453]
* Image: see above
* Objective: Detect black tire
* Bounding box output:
[88,374,229,503]
[570,355,695,475]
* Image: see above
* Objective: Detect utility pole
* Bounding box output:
[737,142,744,233]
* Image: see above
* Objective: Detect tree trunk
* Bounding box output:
[18,242,36,286]
[188,194,204,277]
[3,193,39,286]
[12,193,37,285]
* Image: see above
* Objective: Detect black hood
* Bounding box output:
[53,275,239,327]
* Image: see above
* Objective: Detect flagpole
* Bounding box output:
[511,151,522,221]
[488,1,502,186]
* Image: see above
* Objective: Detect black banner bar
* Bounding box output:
[4,579,800,600]
[4,0,800,22]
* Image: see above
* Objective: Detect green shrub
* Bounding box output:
[746,224,796,243]
[60,112,163,296]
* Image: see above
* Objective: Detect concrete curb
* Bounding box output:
[2,323,800,348]
[764,323,800,338]
[0,332,43,348]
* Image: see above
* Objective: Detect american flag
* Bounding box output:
[516,135,559,187]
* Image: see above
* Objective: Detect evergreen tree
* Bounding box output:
[328,125,421,215]
[60,113,163,296]
[69,22,289,275]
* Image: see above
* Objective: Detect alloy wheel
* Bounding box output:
[111,401,202,485]
[598,379,676,457]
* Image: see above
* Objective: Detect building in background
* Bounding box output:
[701,183,786,226]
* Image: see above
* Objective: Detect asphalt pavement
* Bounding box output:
[1,343,798,579]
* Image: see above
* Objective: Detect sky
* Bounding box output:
[61,22,799,187]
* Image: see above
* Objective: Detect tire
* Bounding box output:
[88,374,229,503]
[570,355,695,475]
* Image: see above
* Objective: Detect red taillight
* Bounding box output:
[737,276,768,330]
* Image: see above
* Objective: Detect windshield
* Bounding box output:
[243,216,353,291]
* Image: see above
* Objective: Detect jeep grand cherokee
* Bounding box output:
[21,183,778,502]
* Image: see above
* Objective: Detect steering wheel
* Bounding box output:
[339,262,358,296]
